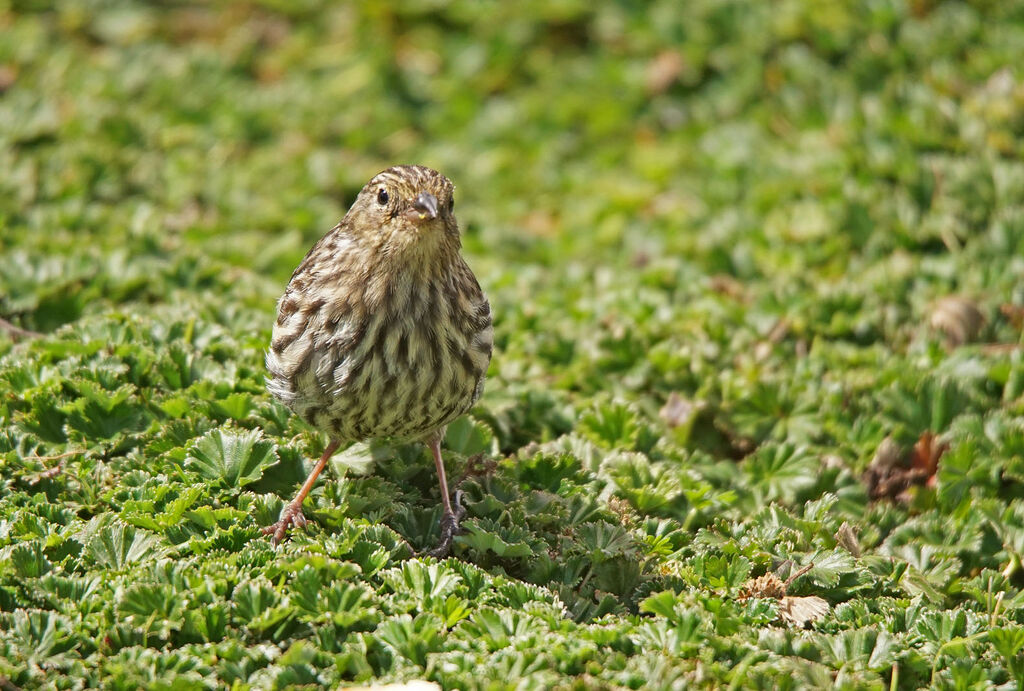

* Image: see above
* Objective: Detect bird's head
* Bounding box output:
[345,165,460,260]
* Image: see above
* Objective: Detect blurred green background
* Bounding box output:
[4,0,1022,334]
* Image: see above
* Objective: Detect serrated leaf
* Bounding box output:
[444,416,495,456]
[117,583,181,620]
[456,520,535,558]
[639,591,681,620]
[380,560,464,612]
[62,381,147,440]
[375,612,445,667]
[185,427,279,488]
[86,522,167,569]
[232,577,281,624]
[122,485,205,532]
[578,521,636,563]
[209,392,257,422]
[10,541,52,578]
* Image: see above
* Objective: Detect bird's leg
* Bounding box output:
[425,434,465,558]
[263,439,340,546]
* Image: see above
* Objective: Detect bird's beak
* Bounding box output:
[411,191,439,221]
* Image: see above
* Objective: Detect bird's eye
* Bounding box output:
[377,188,389,205]
[448,195,454,212]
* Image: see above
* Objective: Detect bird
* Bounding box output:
[264,165,493,556]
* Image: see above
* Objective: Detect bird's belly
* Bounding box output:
[267,269,493,443]
[285,336,487,442]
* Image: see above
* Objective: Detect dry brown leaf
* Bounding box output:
[863,433,946,501]
[645,50,684,94]
[521,210,559,237]
[871,436,904,472]
[930,296,985,347]
[659,392,701,429]
[708,275,747,301]
[737,562,829,626]
[0,64,16,92]
[835,522,862,558]
[910,430,948,481]
[778,596,830,627]
[1000,303,1024,330]
[738,573,788,600]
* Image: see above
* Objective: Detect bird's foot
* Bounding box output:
[424,490,466,559]
[262,501,308,546]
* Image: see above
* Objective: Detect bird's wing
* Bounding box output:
[266,225,363,408]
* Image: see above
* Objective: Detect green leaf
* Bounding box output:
[990,627,1024,660]
[10,541,52,578]
[62,381,148,441]
[456,520,535,558]
[232,577,281,624]
[444,416,496,456]
[375,613,445,668]
[122,484,205,531]
[380,560,464,613]
[578,521,636,563]
[209,392,258,422]
[639,591,681,620]
[117,583,182,622]
[457,608,539,651]
[580,400,641,449]
[85,521,168,569]
[184,427,279,489]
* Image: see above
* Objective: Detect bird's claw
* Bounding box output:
[262,502,307,546]
[423,490,466,559]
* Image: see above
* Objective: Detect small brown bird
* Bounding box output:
[265,165,493,556]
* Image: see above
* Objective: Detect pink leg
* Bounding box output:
[425,433,465,558]
[263,439,341,545]
[430,435,454,517]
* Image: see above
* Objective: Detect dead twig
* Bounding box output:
[25,450,83,485]
[26,450,82,463]
[784,562,815,588]
[0,317,42,342]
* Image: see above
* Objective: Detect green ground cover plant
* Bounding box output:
[2,1,1024,688]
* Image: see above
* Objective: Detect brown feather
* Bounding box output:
[266,165,492,444]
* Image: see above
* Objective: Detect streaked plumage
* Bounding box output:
[264,165,492,554]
